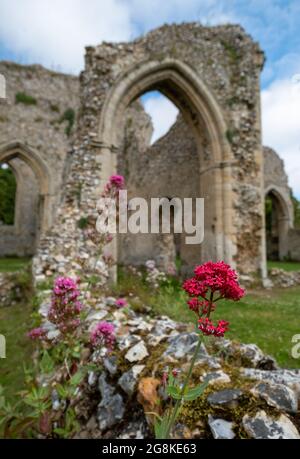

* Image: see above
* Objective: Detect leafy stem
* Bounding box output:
[164,331,203,438]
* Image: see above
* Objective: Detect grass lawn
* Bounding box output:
[267,260,300,272]
[0,301,34,402]
[0,257,31,273]
[114,269,300,369]
[0,257,34,403]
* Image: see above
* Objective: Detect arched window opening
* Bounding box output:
[0,162,17,226]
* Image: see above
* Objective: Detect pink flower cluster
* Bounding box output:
[115,298,128,309]
[28,277,84,341]
[198,318,229,337]
[48,277,83,334]
[183,261,245,338]
[102,174,125,197]
[28,327,47,341]
[183,261,245,301]
[90,321,115,350]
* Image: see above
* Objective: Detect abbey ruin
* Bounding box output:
[0,23,299,281]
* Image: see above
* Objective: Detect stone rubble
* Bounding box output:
[250,382,298,414]
[242,410,300,439]
[29,289,300,439]
[208,415,236,439]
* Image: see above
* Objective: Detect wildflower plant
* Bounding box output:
[0,175,125,439]
[154,261,245,439]
[4,275,119,439]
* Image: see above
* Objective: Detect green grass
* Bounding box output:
[0,257,31,273]
[0,259,34,402]
[267,260,300,272]
[114,268,300,369]
[0,301,34,402]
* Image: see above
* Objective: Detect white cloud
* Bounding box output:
[142,94,179,144]
[0,0,236,73]
[0,0,132,73]
[262,75,300,197]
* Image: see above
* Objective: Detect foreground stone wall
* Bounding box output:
[0,61,80,255]
[34,23,266,280]
[35,290,300,439]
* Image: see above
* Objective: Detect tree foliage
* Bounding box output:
[0,166,16,225]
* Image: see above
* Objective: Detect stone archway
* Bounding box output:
[33,23,266,280]
[265,186,293,261]
[97,59,236,269]
[0,141,54,256]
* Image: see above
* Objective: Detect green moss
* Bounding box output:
[59,108,75,136]
[15,92,37,106]
[225,128,238,144]
[77,217,89,230]
[221,40,240,63]
[226,96,239,107]
[50,104,60,113]
[179,383,282,439]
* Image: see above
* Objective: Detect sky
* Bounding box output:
[0,0,299,196]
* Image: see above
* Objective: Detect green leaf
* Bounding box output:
[183,381,208,401]
[39,350,54,374]
[166,385,181,400]
[56,384,69,399]
[70,370,85,387]
[154,412,171,439]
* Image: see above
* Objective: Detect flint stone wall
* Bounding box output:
[0,61,79,256]
[34,23,267,279]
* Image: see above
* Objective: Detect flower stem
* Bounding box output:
[164,333,203,438]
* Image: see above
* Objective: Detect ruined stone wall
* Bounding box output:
[33,23,266,280]
[263,147,296,260]
[263,147,293,210]
[118,112,201,275]
[0,61,80,255]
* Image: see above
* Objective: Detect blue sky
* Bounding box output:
[0,0,299,196]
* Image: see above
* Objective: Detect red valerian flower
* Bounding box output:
[109,175,125,189]
[90,321,115,350]
[28,327,47,341]
[102,174,125,196]
[193,261,245,301]
[198,318,229,337]
[115,298,128,309]
[183,261,245,338]
[48,276,83,334]
[187,298,215,316]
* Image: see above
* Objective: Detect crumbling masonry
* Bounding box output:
[0,23,298,280]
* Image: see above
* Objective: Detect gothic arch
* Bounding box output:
[97,59,236,266]
[0,141,54,232]
[265,185,293,260]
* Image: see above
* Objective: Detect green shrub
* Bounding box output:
[15,92,37,106]
[0,166,16,225]
[59,108,75,136]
